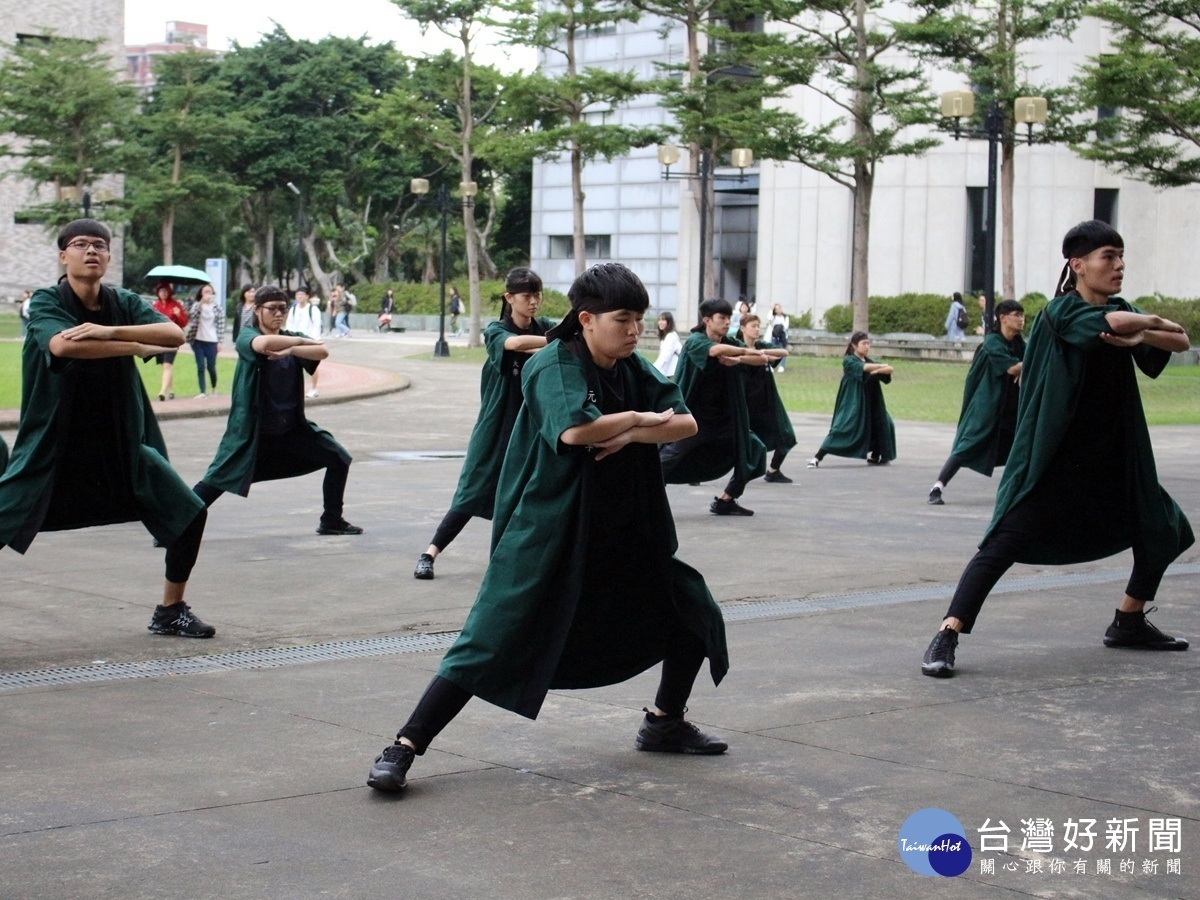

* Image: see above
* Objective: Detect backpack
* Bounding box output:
[771,322,787,345]
[955,305,969,330]
[449,294,462,315]
[344,291,357,309]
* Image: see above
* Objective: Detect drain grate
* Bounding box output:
[2,563,1195,692]
[370,450,467,462]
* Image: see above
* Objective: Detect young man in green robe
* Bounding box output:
[368,263,730,793]
[922,220,1193,677]
[0,219,214,638]
[928,300,1026,505]
[659,298,768,516]
[191,286,362,536]
[414,268,549,579]
[734,314,796,483]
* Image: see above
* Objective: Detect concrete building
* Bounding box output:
[530,8,1200,330]
[125,21,209,91]
[0,0,125,298]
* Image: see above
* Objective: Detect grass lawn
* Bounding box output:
[0,341,238,409]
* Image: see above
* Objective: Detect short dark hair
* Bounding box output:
[57,218,111,250]
[699,298,733,319]
[1056,220,1125,295]
[845,330,870,355]
[254,284,289,306]
[505,267,543,295]
[567,262,648,314]
[994,299,1024,318]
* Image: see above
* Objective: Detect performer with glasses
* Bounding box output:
[0,219,215,637]
[191,285,364,536]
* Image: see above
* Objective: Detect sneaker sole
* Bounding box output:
[147,626,216,638]
[634,738,728,755]
[921,664,954,678]
[367,770,408,792]
[413,572,434,580]
[1102,638,1189,650]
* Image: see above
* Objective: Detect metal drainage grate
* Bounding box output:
[1,563,1195,692]
[370,450,467,462]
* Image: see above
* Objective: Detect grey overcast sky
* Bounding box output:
[124,0,535,71]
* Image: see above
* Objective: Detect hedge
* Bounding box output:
[347,281,570,318]
[820,292,1200,340]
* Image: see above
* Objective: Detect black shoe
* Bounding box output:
[710,497,754,516]
[367,743,416,792]
[921,627,958,677]
[414,553,435,580]
[867,455,888,465]
[1103,608,1189,650]
[147,603,216,638]
[928,487,944,505]
[764,469,793,484]
[317,518,364,536]
[635,709,728,755]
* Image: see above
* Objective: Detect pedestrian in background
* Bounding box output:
[653,310,682,378]
[185,283,223,398]
[286,288,323,398]
[150,282,188,400]
[231,284,256,346]
[945,291,968,341]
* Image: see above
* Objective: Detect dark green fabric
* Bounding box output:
[0,285,203,552]
[437,340,729,719]
[663,331,766,484]
[818,355,897,461]
[949,331,1025,476]
[450,316,550,518]
[0,435,7,476]
[983,293,1193,568]
[201,324,348,495]
[745,339,797,452]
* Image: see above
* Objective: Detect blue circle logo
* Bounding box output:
[898,808,972,877]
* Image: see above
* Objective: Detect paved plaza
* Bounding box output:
[2,331,1197,899]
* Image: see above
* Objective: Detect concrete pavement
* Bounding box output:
[2,330,1197,899]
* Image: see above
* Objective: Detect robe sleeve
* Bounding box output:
[631,352,689,415]
[523,350,600,454]
[981,332,1022,375]
[483,321,513,373]
[26,288,79,373]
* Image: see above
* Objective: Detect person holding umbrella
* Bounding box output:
[149,282,188,400]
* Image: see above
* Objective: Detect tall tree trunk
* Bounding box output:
[460,23,483,348]
[850,0,871,334]
[571,140,586,277]
[1000,139,1015,301]
[162,207,175,266]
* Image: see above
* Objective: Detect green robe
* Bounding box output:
[201,324,349,494]
[983,293,1193,568]
[450,316,550,519]
[949,331,1025,476]
[0,284,203,552]
[818,354,897,461]
[437,339,729,719]
[744,339,797,453]
[0,436,8,476]
[663,331,766,484]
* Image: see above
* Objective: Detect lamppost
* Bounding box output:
[941,91,1047,326]
[285,181,304,291]
[658,145,754,310]
[411,177,477,358]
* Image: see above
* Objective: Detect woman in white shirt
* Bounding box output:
[285,289,324,397]
[653,311,682,378]
[185,283,225,398]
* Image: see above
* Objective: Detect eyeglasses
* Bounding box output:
[66,239,110,253]
[260,303,289,313]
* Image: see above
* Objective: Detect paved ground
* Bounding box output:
[2,329,1197,899]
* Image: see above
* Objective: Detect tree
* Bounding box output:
[389,0,499,346]
[1074,1,1200,187]
[128,49,249,264]
[899,0,1085,302]
[770,0,941,333]
[504,0,660,276]
[0,33,136,228]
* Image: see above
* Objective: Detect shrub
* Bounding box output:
[820,293,980,335]
[347,281,570,317]
[1134,295,1200,340]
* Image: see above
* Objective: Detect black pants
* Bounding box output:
[193,431,350,522]
[769,448,788,471]
[165,509,207,583]
[944,502,1165,633]
[937,457,962,487]
[396,633,708,754]
[659,433,745,499]
[430,508,473,552]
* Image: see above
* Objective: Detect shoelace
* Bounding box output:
[928,631,956,661]
[380,744,413,763]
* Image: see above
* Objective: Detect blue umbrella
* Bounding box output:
[145,264,211,285]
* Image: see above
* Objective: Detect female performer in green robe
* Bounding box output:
[807,332,896,467]
[927,300,1026,505]
[368,263,730,793]
[413,268,550,580]
[734,314,796,483]
[922,220,1193,678]
[0,219,213,638]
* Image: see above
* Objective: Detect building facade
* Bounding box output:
[0,1,125,298]
[530,8,1199,331]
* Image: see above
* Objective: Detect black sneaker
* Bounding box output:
[317,518,364,536]
[1103,608,1189,650]
[710,497,754,516]
[635,709,728,754]
[147,603,216,638]
[921,627,958,677]
[367,743,416,792]
[764,470,793,484]
[928,487,944,505]
[414,553,435,580]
